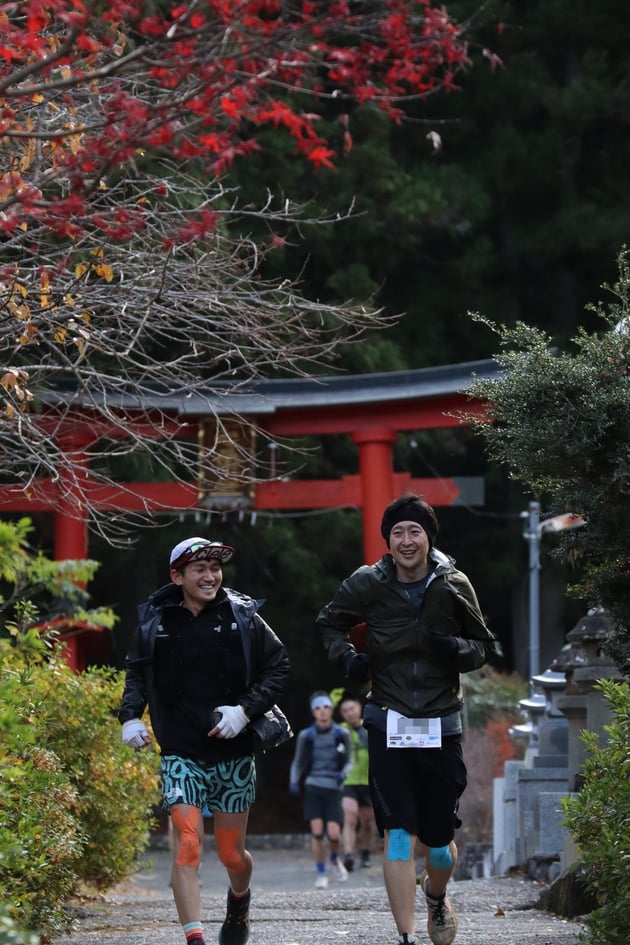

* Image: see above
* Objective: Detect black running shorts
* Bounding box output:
[367,727,467,848]
[303,784,344,827]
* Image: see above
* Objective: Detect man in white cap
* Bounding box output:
[119,537,289,945]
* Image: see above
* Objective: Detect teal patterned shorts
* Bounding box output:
[161,754,256,814]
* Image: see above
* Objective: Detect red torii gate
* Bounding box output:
[2,358,498,564]
[0,359,498,665]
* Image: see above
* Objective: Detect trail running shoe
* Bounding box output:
[421,871,458,945]
[343,854,355,872]
[218,889,250,945]
[335,858,348,881]
[314,873,328,889]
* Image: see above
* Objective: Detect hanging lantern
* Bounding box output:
[197,417,255,510]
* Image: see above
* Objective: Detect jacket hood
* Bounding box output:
[148,582,183,608]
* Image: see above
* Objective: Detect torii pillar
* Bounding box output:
[53,451,90,670]
[53,448,90,562]
[352,429,397,564]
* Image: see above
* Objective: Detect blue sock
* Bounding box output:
[316,862,326,875]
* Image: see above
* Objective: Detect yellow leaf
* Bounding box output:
[14,283,27,298]
[1,372,17,391]
[19,140,36,171]
[18,324,38,344]
[54,327,67,343]
[75,263,88,278]
[95,263,113,282]
[60,65,72,80]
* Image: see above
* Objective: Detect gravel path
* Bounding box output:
[57,847,585,945]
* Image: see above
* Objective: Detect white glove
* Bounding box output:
[122,718,150,749]
[214,705,249,739]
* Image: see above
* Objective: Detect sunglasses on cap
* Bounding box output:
[170,539,235,571]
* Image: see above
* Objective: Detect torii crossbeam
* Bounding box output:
[0,359,498,565]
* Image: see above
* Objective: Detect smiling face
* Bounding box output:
[339,698,362,728]
[171,558,224,615]
[388,520,430,581]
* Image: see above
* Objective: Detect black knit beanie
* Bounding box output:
[380,494,439,549]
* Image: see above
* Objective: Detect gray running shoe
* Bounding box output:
[421,871,458,945]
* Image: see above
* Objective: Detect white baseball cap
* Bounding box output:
[169,537,235,571]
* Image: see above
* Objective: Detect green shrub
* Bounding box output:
[34,651,161,888]
[0,747,84,937]
[0,905,39,945]
[561,679,630,945]
[0,521,161,938]
[0,627,161,939]
[0,647,84,938]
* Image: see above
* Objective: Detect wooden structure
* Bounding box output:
[0,359,499,668]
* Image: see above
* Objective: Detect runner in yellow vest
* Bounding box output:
[339,693,375,870]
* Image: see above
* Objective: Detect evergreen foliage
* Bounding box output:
[466,249,630,671]
[228,0,630,365]
[561,679,630,945]
[0,523,160,939]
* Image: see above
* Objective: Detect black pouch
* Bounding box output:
[248,704,293,752]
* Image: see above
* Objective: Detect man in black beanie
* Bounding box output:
[316,494,501,945]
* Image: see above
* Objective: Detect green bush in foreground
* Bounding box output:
[0,627,161,939]
[0,905,39,945]
[36,653,161,889]
[0,633,84,938]
[562,679,630,945]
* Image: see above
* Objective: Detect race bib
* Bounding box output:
[386,709,442,748]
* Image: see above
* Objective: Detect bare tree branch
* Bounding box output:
[0,1,471,542]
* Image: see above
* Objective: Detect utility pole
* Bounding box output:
[523,501,541,685]
[522,502,586,688]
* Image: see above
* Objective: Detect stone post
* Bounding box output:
[553,608,623,869]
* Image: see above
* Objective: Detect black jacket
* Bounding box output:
[119,583,290,749]
[316,549,501,719]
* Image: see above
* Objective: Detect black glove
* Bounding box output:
[428,633,458,661]
[343,652,370,682]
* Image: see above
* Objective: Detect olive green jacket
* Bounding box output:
[316,549,501,719]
